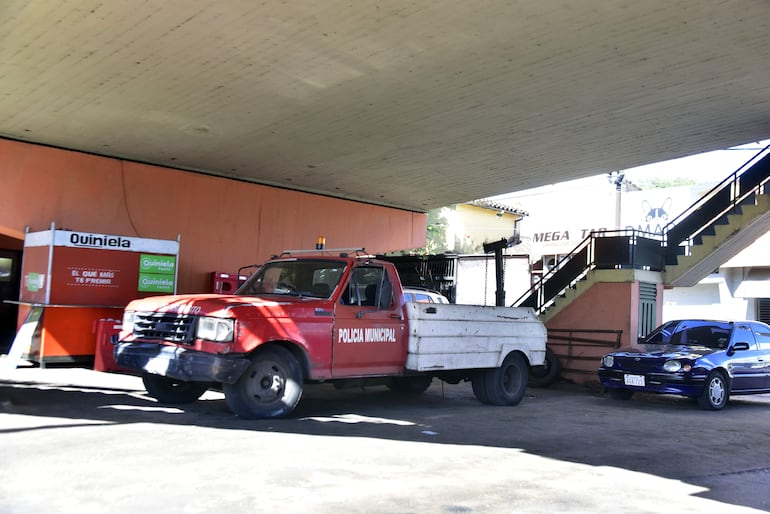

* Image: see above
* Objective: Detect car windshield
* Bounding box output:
[644,321,732,350]
[234,259,346,298]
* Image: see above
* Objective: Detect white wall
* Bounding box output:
[454,255,530,306]
[662,275,754,322]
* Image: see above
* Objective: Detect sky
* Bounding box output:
[493,140,770,201]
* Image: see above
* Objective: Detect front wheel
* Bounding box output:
[142,374,209,404]
[697,371,729,410]
[224,345,303,419]
[472,352,528,406]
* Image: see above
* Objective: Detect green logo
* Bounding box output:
[138,274,175,293]
[139,254,176,274]
[138,254,176,293]
[25,273,44,292]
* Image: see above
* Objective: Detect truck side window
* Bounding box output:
[378,275,393,309]
[341,266,392,309]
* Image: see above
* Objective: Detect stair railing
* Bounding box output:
[514,229,662,314]
[663,144,770,262]
[515,143,770,315]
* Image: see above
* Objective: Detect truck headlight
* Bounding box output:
[197,316,234,342]
[122,311,136,333]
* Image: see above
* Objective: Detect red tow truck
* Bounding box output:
[115,249,547,418]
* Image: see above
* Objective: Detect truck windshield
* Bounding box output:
[234,259,346,298]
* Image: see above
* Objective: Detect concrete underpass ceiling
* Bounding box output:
[3,2,770,212]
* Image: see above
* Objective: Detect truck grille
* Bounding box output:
[133,312,196,344]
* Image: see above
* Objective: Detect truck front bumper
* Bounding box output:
[114,342,251,384]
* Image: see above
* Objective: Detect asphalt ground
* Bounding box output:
[1,363,770,514]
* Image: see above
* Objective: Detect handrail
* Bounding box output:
[663,143,770,235]
[514,144,770,315]
[513,228,663,314]
[663,144,770,259]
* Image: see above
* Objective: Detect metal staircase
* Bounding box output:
[514,145,770,321]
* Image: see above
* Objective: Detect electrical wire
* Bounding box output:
[120,160,141,237]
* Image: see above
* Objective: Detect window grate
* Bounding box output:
[638,282,658,339]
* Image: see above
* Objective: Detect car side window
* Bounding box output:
[751,324,770,351]
[731,325,758,350]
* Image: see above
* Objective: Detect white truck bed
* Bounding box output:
[404,303,547,372]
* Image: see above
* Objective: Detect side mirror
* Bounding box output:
[727,341,751,356]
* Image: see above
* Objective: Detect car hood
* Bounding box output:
[125,293,326,318]
[611,344,718,360]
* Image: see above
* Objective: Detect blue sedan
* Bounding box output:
[597,319,770,410]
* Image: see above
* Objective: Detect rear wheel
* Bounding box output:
[608,387,634,401]
[697,371,729,410]
[142,374,209,404]
[224,345,303,419]
[472,352,528,406]
[471,371,489,404]
[528,347,561,388]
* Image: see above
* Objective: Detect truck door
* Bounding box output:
[332,264,406,376]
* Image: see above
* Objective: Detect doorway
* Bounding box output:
[0,247,22,354]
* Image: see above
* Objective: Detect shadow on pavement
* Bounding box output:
[2,368,770,511]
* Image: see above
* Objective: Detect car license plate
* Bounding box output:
[624,374,645,387]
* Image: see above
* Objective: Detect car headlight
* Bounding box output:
[122,311,136,333]
[197,316,234,342]
[663,360,682,372]
[602,355,614,367]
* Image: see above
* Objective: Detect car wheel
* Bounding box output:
[142,374,209,404]
[608,387,634,401]
[528,347,561,388]
[224,345,303,419]
[697,371,729,410]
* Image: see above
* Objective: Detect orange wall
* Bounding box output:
[545,280,664,384]
[547,282,638,347]
[0,139,427,293]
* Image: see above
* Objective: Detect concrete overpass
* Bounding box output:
[3,1,770,211]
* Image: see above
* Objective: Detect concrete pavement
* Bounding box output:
[1,364,769,513]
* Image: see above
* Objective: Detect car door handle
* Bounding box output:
[356,310,365,319]
[389,313,403,320]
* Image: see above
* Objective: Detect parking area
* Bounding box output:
[1,366,770,513]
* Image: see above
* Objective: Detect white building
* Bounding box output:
[496,173,770,324]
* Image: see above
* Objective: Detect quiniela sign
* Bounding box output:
[138,253,176,293]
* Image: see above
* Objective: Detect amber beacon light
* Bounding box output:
[315,236,326,250]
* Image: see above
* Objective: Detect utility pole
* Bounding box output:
[607,171,625,230]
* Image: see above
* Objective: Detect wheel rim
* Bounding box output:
[245,360,286,404]
[708,376,725,406]
[503,363,523,394]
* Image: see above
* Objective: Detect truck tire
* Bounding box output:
[471,371,489,404]
[142,374,209,404]
[224,345,303,419]
[388,376,433,394]
[528,347,561,388]
[473,352,528,406]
